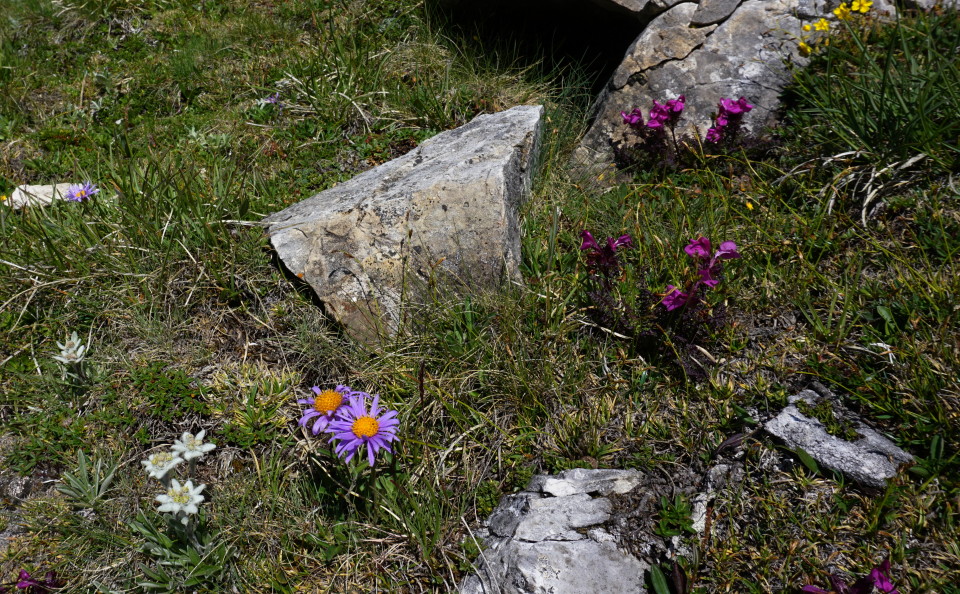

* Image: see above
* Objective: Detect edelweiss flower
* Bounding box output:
[171,429,216,461]
[53,331,87,365]
[156,479,206,521]
[141,450,184,480]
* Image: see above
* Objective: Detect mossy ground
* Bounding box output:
[0,0,957,591]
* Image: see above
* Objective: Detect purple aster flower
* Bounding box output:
[620,108,644,128]
[64,182,99,202]
[661,285,694,311]
[298,385,350,435]
[327,392,399,467]
[705,127,722,143]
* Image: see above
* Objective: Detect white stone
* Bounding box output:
[7,183,73,209]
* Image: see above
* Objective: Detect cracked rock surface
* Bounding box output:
[460,468,649,594]
[262,105,543,340]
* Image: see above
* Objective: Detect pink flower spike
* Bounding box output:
[737,96,754,112]
[684,237,712,259]
[579,230,600,251]
[715,241,741,260]
[705,127,722,143]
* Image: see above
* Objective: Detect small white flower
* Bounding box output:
[54,331,87,364]
[171,429,216,461]
[155,479,205,516]
[141,451,184,480]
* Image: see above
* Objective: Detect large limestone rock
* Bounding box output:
[460,469,649,594]
[764,388,913,488]
[572,0,831,172]
[263,105,543,339]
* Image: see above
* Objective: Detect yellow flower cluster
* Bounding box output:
[834,0,872,19]
[799,1,872,56]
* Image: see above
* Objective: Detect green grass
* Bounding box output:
[0,0,958,591]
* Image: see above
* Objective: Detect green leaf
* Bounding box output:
[650,565,672,594]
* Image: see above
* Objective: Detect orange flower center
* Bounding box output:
[313,390,343,414]
[352,416,379,438]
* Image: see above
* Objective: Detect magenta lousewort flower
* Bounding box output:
[64,182,99,202]
[327,392,399,467]
[661,285,693,311]
[621,108,644,129]
[14,569,61,593]
[662,237,740,310]
[801,558,900,594]
[580,230,633,274]
[684,237,713,259]
[298,385,350,435]
[647,95,685,129]
[707,96,754,143]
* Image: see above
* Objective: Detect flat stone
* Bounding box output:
[514,494,612,541]
[461,538,649,594]
[7,183,73,209]
[263,105,543,340]
[691,0,742,25]
[764,405,912,488]
[528,468,645,497]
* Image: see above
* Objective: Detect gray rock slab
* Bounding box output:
[461,538,649,594]
[7,183,73,209]
[528,468,645,497]
[262,105,543,340]
[764,405,912,488]
[691,0,742,25]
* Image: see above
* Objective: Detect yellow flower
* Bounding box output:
[834,2,852,19]
[746,201,754,211]
[851,0,872,12]
[815,18,830,31]
[803,24,812,31]
[799,41,813,56]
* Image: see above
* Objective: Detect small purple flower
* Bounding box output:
[64,182,99,202]
[705,127,722,143]
[580,230,632,274]
[264,92,280,104]
[646,96,684,130]
[327,392,399,467]
[684,237,713,259]
[661,285,693,311]
[803,558,899,594]
[719,96,753,115]
[620,108,644,128]
[698,265,721,288]
[298,385,350,435]
[715,240,741,260]
[15,570,60,592]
